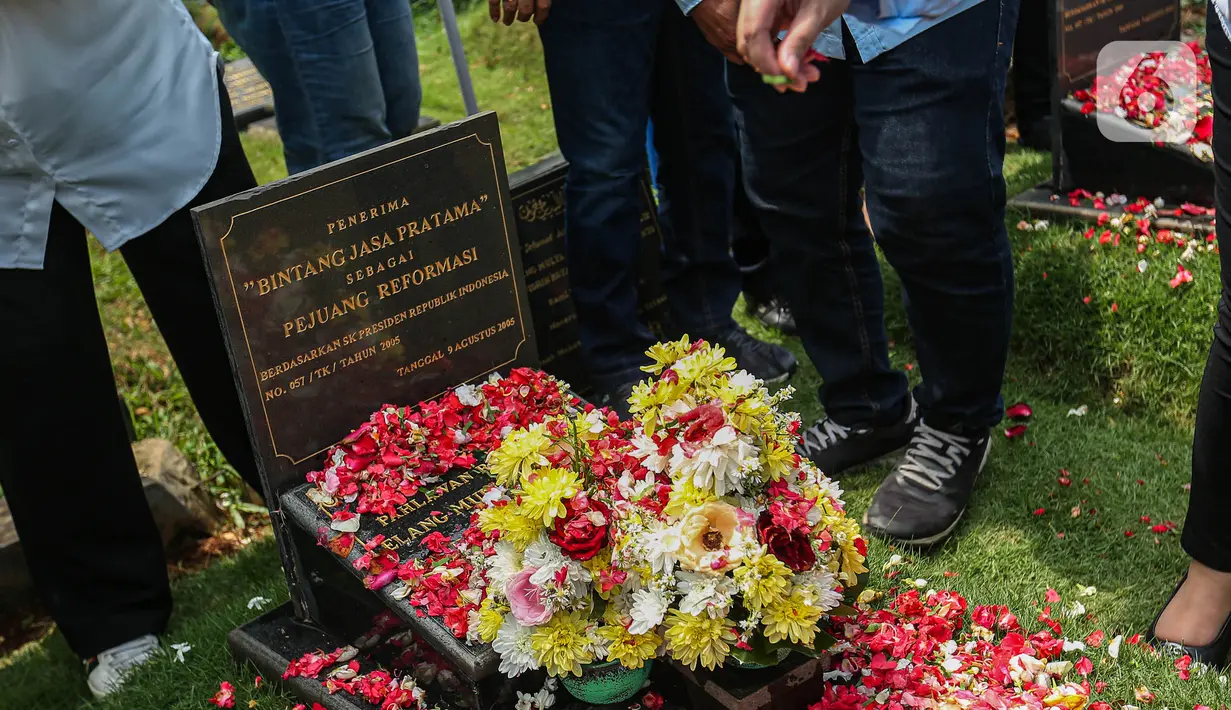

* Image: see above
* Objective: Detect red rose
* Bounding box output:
[549,493,610,561]
[756,511,816,572]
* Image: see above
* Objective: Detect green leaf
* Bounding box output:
[233,502,269,515]
[829,603,859,618]
[730,632,784,667]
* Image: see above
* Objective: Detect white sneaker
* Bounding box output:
[85,634,160,699]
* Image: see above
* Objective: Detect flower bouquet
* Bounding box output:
[464,403,664,702]
[607,337,869,670]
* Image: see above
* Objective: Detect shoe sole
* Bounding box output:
[763,361,799,386]
[861,437,993,549]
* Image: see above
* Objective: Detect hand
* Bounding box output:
[489,0,552,25]
[691,0,744,65]
[737,0,848,92]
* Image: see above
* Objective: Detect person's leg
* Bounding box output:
[649,10,739,337]
[651,10,795,381]
[1011,0,1052,150]
[731,60,907,428]
[214,0,324,173]
[0,204,171,660]
[364,0,421,140]
[855,0,1018,544]
[272,0,392,166]
[119,69,263,495]
[1152,4,1231,658]
[537,0,660,400]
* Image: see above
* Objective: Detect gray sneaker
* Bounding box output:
[86,634,160,698]
[863,421,991,547]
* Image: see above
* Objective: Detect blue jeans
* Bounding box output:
[539,0,741,389]
[730,0,1018,431]
[214,0,422,174]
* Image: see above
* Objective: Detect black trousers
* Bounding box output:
[1186,5,1231,574]
[0,76,261,658]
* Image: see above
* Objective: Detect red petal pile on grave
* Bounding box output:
[1070,41,1213,162]
[305,368,572,518]
[282,610,462,710]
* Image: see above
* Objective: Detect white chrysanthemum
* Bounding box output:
[675,571,737,618]
[493,617,538,676]
[630,431,668,473]
[526,538,591,603]
[487,541,523,590]
[643,522,682,576]
[793,568,843,613]
[628,588,670,635]
[669,425,758,496]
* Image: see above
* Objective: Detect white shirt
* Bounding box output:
[0,0,221,269]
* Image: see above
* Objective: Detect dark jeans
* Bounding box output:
[214,0,422,174]
[539,0,741,389]
[730,0,1018,431]
[647,121,777,303]
[1184,3,1231,573]
[0,76,261,659]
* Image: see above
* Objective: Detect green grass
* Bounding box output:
[3,4,1227,708]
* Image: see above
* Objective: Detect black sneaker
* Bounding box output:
[797,397,918,477]
[704,326,797,384]
[862,421,991,547]
[746,294,798,335]
[596,380,637,420]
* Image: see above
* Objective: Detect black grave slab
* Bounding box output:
[280,474,500,680]
[1011,184,1216,234]
[1047,0,1188,194]
[509,153,670,395]
[224,58,275,129]
[193,112,538,707]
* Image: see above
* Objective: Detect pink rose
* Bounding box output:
[505,568,552,625]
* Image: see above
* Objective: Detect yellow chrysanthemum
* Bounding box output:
[662,477,718,519]
[641,336,693,375]
[762,588,826,647]
[529,612,595,677]
[673,346,737,387]
[488,424,553,487]
[475,599,507,644]
[519,467,582,526]
[597,623,662,670]
[663,610,736,670]
[824,515,869,584]
[732,551,792,612]
[478,503,541,550]
[759,438,796,482]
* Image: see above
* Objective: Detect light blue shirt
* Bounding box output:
[0,0,222,270]
[678,0,988,62]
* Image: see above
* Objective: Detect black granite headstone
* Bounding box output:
[224,58,275,129]
[193,112,538,709]
[509,153,670,395]
[1048,0,1205,201]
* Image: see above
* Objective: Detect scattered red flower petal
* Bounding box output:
[209,682,236,709]
[1005,424,1028,439]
